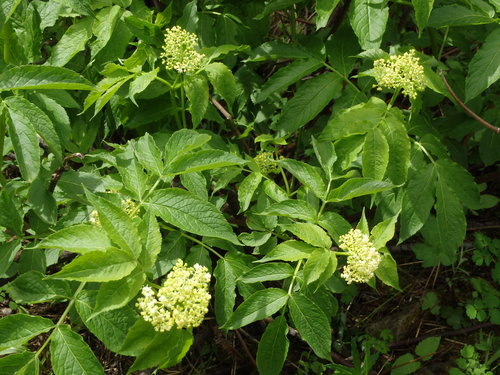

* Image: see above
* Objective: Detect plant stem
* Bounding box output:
[180,83,187,129]
[0,101,8,187]
[323,61,366,99]
[287,260,303,296]
[437,27,449,61]
[387,88,401,109]
[318,179,332,218]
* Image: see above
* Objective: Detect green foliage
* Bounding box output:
[0,0,498,374]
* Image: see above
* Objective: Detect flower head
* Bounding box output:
[254,152,279,175]
[339,229,381,284]
[137,259,211,331]
[372,49,425,99]
[160,26,204,73]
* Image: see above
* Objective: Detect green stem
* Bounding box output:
[180,82,187,129]
[287,260,303,296]
[35,282,87,358]
[413,140,435,164]
[128,175,163,218]
[437,27,449,61]
[387,88,401,109]
[0,102,7,187]
[159,223,224,259]
[318,179,332,218]
[323,62,366,99]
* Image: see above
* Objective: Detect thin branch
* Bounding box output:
[210,96,232,120]
[439,71,500,134]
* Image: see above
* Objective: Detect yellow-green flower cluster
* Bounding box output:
[160,26,204,73]
[137,259,211,332]
[372,49,425,100]
[254,152,279,175]
[339,229,381,284]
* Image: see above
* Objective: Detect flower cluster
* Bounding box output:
[254,152,279,175]
[160,26,204,73]
[372,49,425,100]
[137,259,211,332]
[339,229,381,284]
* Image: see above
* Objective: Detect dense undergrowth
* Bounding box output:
[0,0,499,374]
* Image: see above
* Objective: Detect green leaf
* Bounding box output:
[50,325,104,375]
[279,158,327,199]
[124,15,163,47]
[399,163,436,243]
[116,145,148,200]
[133,133,164,176]
[316,0,342,29]
[75,290,137,353]
[204,62,237,107]
[0,241,21,276]
[435,176,466,252]
[272,73,342,134]
[86,193,142,258]
[5,271,71,304]
[0,65,94,91]
[58,0,94,17]
[90,5,122,59]
[0,188,23,235]
[138,209,162,270]
[57,171,106,201]
[5,100,40,182]
[349,0,389,50]
[246,41,314,62]
[465,28,500,102]
[362,127,389,180]
[428,5,493,28]
[164,129,211,163]
[0,314,54,351]
[318,212,352,243]
[375,248,400,290]
[391,353,420,375]
[325,24,361,78]
[180,172,208,200]
[435,159,480,209]
[256,316,290,375]
[311,136,337,179]
[0,0,22,30]
[148,188,240,244]
[128,69,158,106]
[214,257,238,325]
[185,74,209,128]
[281,223,332,248]
[256,0,304,19]
[254,59,323,103]
[36,224,114,254]
[127,327,193,373]
[415,336,441,361]
[48,249,137,282]
[262,179,289,202]
[28,172,57,224]
[371,215,397,249]
[0,352,37,375]
[258,240,317,263]
[303,249,337,287]
[167,150,246,175]
[94,269,145,315]
[411,0,435,33]
[238,263,294,283]
[238,172,262,213]
[288,293,331,359]
[47,17,93,66]
[222,288,289,330]
[327,178,394,202]
[380,115,411,185]
[259,199,317,222]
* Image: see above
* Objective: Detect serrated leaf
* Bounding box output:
[0,188,23,235]
[316,0,342,29]
[279,158,327,199]
[399,164,436,243]
[362,127,389,180]
[28,172,57,224]
[256,316,289,375]
[90,5,122,59]
[246,41,313,62]
[86,193,142,258]
[327,178,394,202]
[133,133,163,176]
[428,5,493,28]
[349,0,389,50]
[435,159,480,209]
[380,115,411,185]
[325,24,361,78]
[258,240,317,263]
[47,17,93,67]
[272,73,342,134]
[36,224,114,254]
[281,223,332,248]
[148,188,240,244]
[75,290,137,353]
[204,62,237,107]
[465,28,500,101]
[138,209,162,270]
[222,288,289,330]
[5,100,40,181]
[318,212,352,242]
[116,145,148,200]
[254,59,323,103]
[259,199,317,222]
[375,248,400,290]
[5,271,71,304]
[238,172,262,213]
[0,65,93,91]
[129,69,158,106]
[411,0,435,33]
[0,352,36,375]
[312,136,337,179]
[167,150,246,175]
[0,314,54,351]
[303,249,337,288]
[214,257,237,325]
[50,325,104,375]
[164,129,211,163]
[180,172,208,200]
[0,240,20,276]
[391,353,420,375]
[288,293,331,360]
[239,263,294,283]
[415,336,441,361]
[185,74,209,128]
[124,15,163,47]
[371,215,397,249]
[48,249,137,282]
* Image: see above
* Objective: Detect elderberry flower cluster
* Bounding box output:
[372,49,425,100]
[137,259,211,332]
[339,229,381,284]
[160,26,204,73]
[254,152,279,175]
